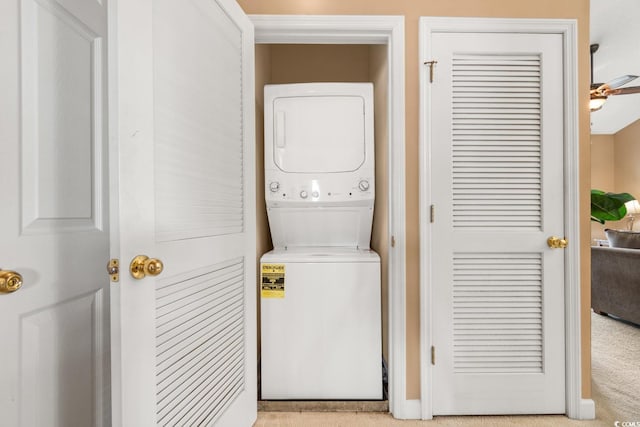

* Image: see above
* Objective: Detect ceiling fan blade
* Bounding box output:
[606,86,640,96]
[591,74,638,96]
[606,74,638,89]
[595,75,639,94]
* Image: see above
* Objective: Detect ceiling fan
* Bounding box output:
[590,43,640,111]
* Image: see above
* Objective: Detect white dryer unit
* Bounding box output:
[260,83,382,400]
[264,83,375,249]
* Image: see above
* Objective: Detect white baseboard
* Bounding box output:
[391,399,421,420]
[391,398,595,420]
[578,398,596,420]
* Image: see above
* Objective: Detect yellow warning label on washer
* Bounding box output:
[261,264,285,298]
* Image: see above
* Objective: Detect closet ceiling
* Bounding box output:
[590,0,640,134]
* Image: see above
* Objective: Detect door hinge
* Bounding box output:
[107,259,120,282]
[424,60,438,83]
[430,205,435,223]
[431,345,436,365]
[391,235,396,248]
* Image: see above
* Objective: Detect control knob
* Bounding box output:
[300,190,308,199]
[358,180,370,192]
[269,182,280,193]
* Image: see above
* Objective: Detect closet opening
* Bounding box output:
[255,43,390,411]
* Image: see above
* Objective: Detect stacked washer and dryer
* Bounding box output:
[260,83,382,400]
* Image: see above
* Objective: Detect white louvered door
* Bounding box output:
[111,0,256,426]
[429,32,566,414]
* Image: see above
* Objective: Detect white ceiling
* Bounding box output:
[590,0,640,134]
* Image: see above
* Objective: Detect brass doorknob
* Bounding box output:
[547,236,568,249]
[129,255,164,280]
[0,269,23,293]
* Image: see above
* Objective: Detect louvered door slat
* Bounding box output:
[160,349,243,426]
[157,330,243,419]
[453,253,542,374]
[454,86,541,94]
[454,69,540,76]
[454,93,541,100]
[453,132,540,138]
[451,53,542,229]
[155,258,245,426]
[157,295,241,368]
[156,286,243,350]
[153,0,245,244]
[455,312,542,318]
[157,324,242,402]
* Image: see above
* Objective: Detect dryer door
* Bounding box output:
[272,95,367,173]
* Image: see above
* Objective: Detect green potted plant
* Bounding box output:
[590,189,635,224]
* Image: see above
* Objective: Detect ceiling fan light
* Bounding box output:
[590,95,607,112]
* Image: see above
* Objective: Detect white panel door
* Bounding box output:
[0,0,110,425]
[428,32,566,414]
[110,0,256,426]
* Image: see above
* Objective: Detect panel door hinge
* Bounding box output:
[430,205,435,223]
[424,60,438,83]
[391,235,396,248]
[107,259,120,282]
[431,345,436,365]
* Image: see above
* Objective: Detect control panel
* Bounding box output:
[265,176,374,205]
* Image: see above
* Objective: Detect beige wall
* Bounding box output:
[590,134,615,192]
[240,0,592,400]
[270,45,369,83]
[614,119,640,217]
[591,134,615,240]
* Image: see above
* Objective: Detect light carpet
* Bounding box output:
[255,311,640,426]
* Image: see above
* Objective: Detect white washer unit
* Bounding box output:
[261,248,381,399]
[261,83,382,400]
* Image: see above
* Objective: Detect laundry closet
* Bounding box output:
[254,44,390,400]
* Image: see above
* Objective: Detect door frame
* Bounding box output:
[419,18,593,420]
[249,15,411,418]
